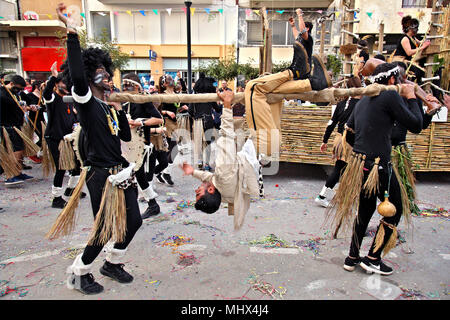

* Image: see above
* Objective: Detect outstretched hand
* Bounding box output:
[56,3,68,25]
[50,61,58,78]
[181,162,194,176]
[217,90,234,109]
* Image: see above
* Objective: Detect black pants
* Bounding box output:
[349,162,403,259]
[325,160,347,189]
[147,149,169,178]
[46,137,81,187]
[29,113,46,147]
[3,127,24,152]
[81,166,142,265]
[135,147,155,190]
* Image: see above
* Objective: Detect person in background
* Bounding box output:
[289,8,314,76]
[393,15,430,84]
[22,80,46,164]
[0,74,36,185]
[316,76,362,207]
[24,78,33,93]
[108,80,120,93]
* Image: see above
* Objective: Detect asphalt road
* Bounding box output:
[1,155,449,303]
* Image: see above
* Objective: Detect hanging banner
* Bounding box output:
[205,8,210,14]
[218,9,223,14]
[166,8,172,16]
[191,8,195,16]
[366,12,373,19]
[139,10,146,16]
[253,10,260,16]
[126,10,132,16]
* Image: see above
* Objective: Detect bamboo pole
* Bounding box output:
[108,83,402,105]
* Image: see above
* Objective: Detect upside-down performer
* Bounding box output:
[327,63,423,276]
[181,41,331,229]
[46,3,142,295]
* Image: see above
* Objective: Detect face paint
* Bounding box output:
[11,86,22,94]
[57,86,69,95]
[93,68,111,91]
[94,73,104,84]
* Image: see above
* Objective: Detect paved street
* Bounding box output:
[1,153,449,301]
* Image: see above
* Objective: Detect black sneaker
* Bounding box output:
[64,188,87,199]
[99,261,133,283]
[360,256,394,276]
[52,196,67,209]
[17,173,34,181]
[141,199,160,219]
[343,256,361,272]
[309,54,333,91]
[5,176,24,186]
[289,41,310,80]
[67,273,104,295]
[162,173,174,186]
[156,173,166,184]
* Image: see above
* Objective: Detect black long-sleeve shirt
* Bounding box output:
[66,32,131,168]
[0,86,24,128]
[43,76,77,141]
[346,90,422,166]
[391,98,431,146]
[323,98,359,144]
[128,102,162,144]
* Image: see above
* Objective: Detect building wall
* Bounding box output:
[19,0,82,20]
[354,0,433,34]
[85,0,239,86]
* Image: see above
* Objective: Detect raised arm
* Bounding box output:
[389,86,422,134]
[56,3,89,98]
[296,9,308,41]
[43,62,58,102]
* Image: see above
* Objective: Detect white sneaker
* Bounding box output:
[315,196,329,208]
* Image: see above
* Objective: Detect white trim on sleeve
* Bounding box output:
[71,87,92,104]
[43,93,55,104]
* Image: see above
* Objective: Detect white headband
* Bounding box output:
[369,66,400,83]
[122,78,143,90]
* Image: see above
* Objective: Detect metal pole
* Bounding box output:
[185,1,192,93]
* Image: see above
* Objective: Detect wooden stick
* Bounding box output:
[108,83,401,104]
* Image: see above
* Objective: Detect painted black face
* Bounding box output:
[11,86,22,94]
[93,67,111,90]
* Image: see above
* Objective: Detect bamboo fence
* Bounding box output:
[278,103,450,172]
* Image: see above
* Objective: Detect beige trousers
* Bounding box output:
[244,70,312,156]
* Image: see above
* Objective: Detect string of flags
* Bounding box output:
[0,7,428,21]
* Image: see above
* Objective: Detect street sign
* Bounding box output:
[149,50,157,62]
